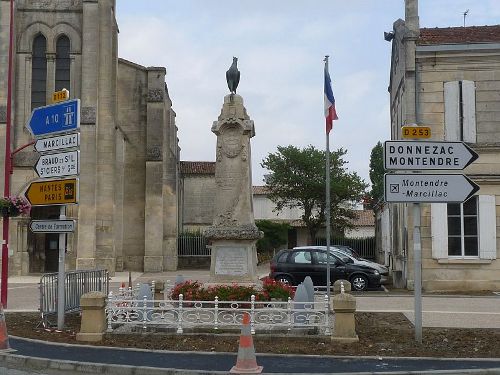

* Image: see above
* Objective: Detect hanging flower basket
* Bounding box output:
[0,196,31,218]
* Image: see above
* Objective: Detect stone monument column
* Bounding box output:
[205,93,262,283]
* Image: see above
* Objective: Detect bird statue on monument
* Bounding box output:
[226,57,240,94]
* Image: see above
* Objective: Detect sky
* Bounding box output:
[115,0,500,186]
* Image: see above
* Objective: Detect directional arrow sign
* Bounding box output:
[34,132,80,153]
[24,178,78,206]
[34,150,79,178]
[30,220,75,233]
[384,141,479,170]
[26,99,80,138]
[384,173,480,203]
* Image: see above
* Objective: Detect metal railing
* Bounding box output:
[39,269,109,327]
[106,292,331,335]
[178,234,210,257]
[315,236,376,260]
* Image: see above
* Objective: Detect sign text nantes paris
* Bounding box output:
[384,140,479,203]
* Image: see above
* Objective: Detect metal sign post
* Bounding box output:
[413,202,422,343]
[57,205,66,330]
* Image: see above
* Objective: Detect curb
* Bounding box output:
[1,351,500,375]
[3,337,500,374]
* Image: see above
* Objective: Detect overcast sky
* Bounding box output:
[116,0,500,185]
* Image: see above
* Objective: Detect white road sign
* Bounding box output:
[34,132,80,153]
[30,220,75,233]
[384,173,480,203]
[384,141,478,170]
[34,150,80,178]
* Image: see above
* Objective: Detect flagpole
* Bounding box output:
[324,56,332,310]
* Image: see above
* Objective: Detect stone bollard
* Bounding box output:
[76,291,107,342]
[333,279,351,294]
[154,280,165,302]
[331,289,358,343]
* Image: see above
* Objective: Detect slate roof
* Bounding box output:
[418,25,500,45]
[180,161,215,174]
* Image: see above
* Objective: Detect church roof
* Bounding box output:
[418,25,500,45]
[180,161,215,174]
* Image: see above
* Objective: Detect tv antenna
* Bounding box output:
[463,9,469,27]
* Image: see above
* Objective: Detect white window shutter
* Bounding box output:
[479,195,497,260]
[431,203,448,259]
[444,81,460,141]
[461,80,477,143]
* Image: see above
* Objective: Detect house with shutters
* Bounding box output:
[383,0,499,291]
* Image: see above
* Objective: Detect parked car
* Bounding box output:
[295,246,389,284]
[270,247,382,291]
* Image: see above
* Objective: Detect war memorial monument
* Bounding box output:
[205,58,263,283]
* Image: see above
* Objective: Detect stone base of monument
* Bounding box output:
[209,240,259,283]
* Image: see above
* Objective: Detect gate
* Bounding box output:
[315,237,376,260]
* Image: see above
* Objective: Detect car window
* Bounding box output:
[277,252,289,263]
[315,251,340,265]
[290,250,312,264]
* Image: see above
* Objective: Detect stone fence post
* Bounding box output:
[76,291,107,342]
[331,290,358,343]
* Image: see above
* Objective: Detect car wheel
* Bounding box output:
[275,275,293,285]
[350,274,368,291]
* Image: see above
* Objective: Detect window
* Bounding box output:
[31,34,47,109]
[444,80,476,143]
[431,195,497,260]
[289,251,312,264]
[55,35,70,92]
[315,251,341,265]
[277,252,288,263]
[447,196,478,257]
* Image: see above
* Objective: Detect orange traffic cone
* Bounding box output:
[230,313,263,374]
[0,303,10,351]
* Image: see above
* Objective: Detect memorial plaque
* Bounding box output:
[215,247,248,276]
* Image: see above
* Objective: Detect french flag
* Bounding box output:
[324,64,338,134]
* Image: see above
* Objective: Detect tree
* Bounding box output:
[368,141,385,209]
[261,145,367,244]
[255,220,290,254]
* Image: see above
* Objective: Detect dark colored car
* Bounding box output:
[269,248,381,291]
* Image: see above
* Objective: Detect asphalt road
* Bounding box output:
[8,337,500,374]
[6,280,500,329]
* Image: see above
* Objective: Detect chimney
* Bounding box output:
[405,0,420,34]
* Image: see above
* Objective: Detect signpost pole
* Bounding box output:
[413,202,422,343]
[57,205,66,329]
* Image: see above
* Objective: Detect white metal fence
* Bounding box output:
[106,291,331,335]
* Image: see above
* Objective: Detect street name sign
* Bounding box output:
[26,99,80,138]
[401,126,431,139]
[30,220,75,233]
[34,132,80,153]
[384,173,479,203]
[24,178,78,206]
[384,141,479,170]
[34,150,80,178]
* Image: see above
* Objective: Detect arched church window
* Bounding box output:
[31,34,47,109]
[55,35,71,92]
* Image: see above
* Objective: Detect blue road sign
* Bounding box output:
[26,99,80,138]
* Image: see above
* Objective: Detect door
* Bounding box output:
[44,234,59,272]
[286,250,317,285]
[314,251,349,286]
